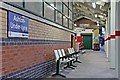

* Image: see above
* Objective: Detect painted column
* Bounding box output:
[107,8,111,62]
[115,1,120,78]
[110,0,116,69]
[105,18,109,57]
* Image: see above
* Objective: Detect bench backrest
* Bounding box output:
[71,47,75,53]
[58,49,63,58]
[61,49,66,56]
[58,49,66,61]
[54,50,60,61]
[68,48,72,54]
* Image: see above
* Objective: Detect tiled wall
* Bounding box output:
[0,8,72,79]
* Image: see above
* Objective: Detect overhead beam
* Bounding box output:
[73,2,106,16]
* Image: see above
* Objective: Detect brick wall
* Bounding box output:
[29,19,71,41]
[0,9,7,38]
[0,9,72,79]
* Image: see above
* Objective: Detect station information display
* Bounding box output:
[8,11,29,38]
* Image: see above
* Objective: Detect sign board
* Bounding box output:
[8,11,29,38]
[79,24,90,27]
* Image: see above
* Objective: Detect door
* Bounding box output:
[71,34,76,50]
[82,34,92,49]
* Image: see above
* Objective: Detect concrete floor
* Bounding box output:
[49,50,116,78]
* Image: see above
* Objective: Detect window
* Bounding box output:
[56,2,62,12]
[44,2,55,21]
[64,2,68,6]
[63,16,68,27]
[25,1,43,16]
[13,2,23,7]
[69,10,72,20]
[69,2,73,11]
[63,0,68,6]
[63,5,68,17]
[5,0,73,30]
[8,0,24,8]
[56,11,62,25]
[69,20,73,29]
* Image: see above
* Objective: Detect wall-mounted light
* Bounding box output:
[98,15,104,18]
[92,2,96,8]
[74,24,77,26]
[97,23,99,26]
[95,14,97,18]
[97,21,99,24]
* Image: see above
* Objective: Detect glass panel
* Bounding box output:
[47,2,55,8]
[65,2,68,6]
[63,0,68,6]
[25,1,43,16]
[8,0,24,8]
[63,16,68,27]
[56,11,62,25]
[69,20,73,29]
[56,2,62,12]
[13,2,23,7]
[69,10,72,20]
[63,5,68,17]
[69,2,73,10]
[44,2,54,21]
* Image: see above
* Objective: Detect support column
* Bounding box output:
[110,1,116,69]
[107,8,111,62]
[105,16,109,58]
[115,1,120,78]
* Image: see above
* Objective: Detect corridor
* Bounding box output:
[67,51,115,78]
[1,0,120,79]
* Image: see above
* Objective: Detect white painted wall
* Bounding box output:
[107,8,111,62]
[105,18,109,57]
[110,1,116,69]
[115,1,120,78]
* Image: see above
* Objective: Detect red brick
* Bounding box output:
[1,43,71,75]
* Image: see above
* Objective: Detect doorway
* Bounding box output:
[81,33,92,49]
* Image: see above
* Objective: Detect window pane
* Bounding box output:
[44,2,54,21]
[69,10,72,20]
[56,2,62,12]
[63,16,68,27]
[25,1,43,16]
[69,2,73,10]
[13,2,23,7]
[69,20,73,29]
[9,0,24,8]
[63,0,68,6]
[56,11,62,25]
[64,5,68,16]
[47,2,55,5]
[65,2,68,6]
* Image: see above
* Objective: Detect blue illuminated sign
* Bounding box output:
[8,11,29,38]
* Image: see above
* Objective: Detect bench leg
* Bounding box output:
[52,73,66,78]
[64,62,75,69]
[73,57,82,63]
[52,60,66,78]
[70,60,77,67]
